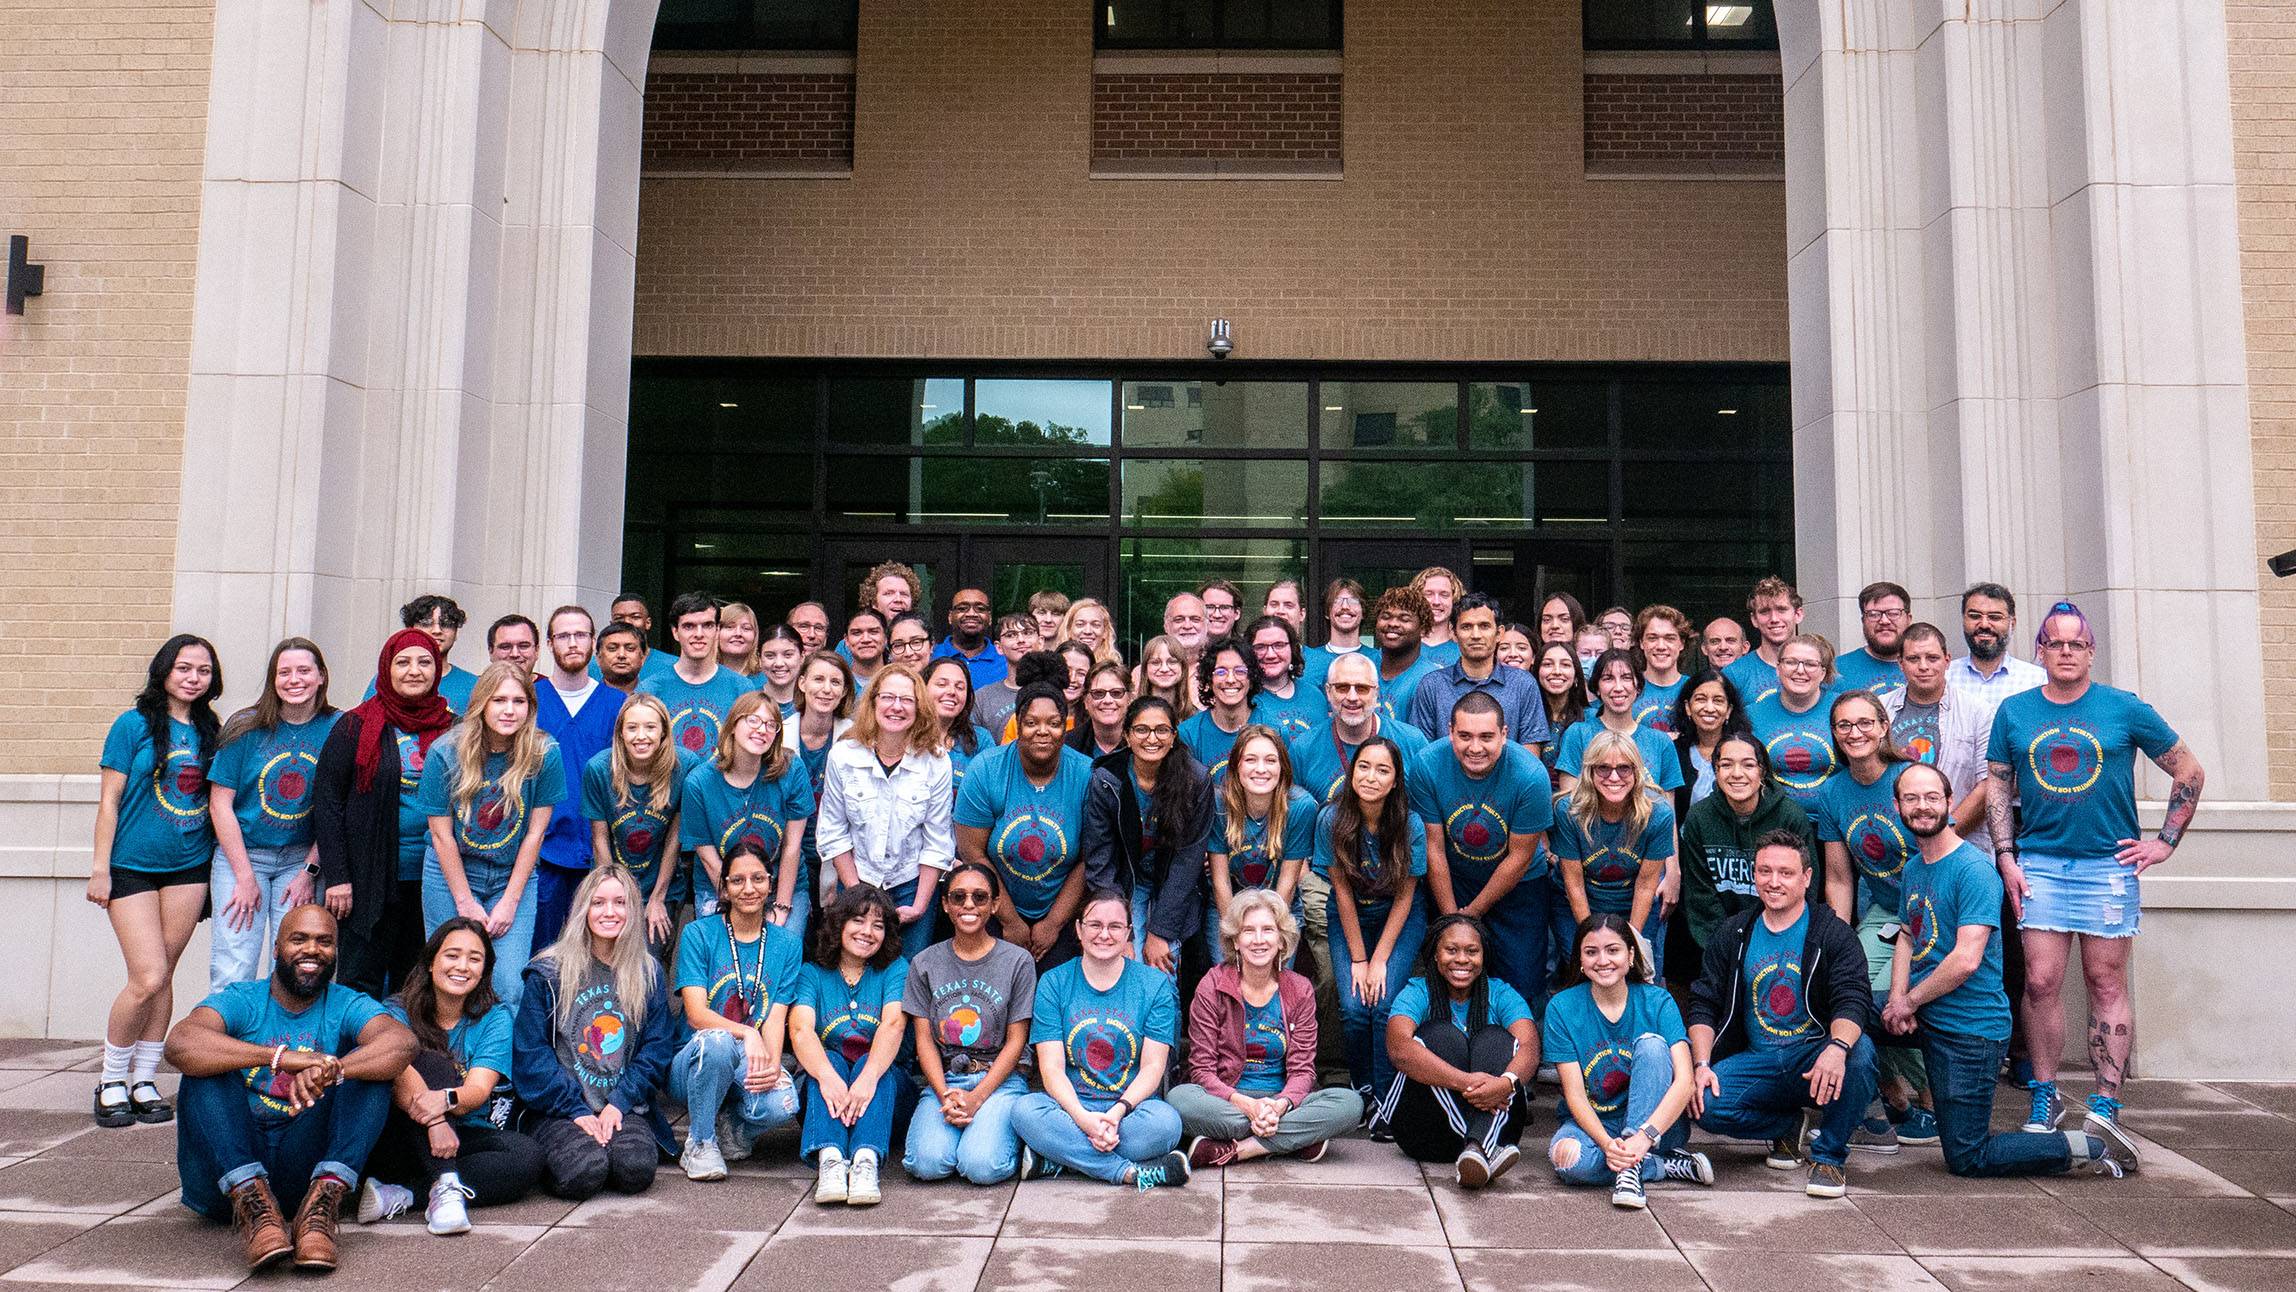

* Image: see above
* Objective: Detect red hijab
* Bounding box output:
[351,628,456,792]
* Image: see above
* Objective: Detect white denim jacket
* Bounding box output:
[813,737,955,892]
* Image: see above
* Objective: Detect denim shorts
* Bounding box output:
[2018,852,2139,938]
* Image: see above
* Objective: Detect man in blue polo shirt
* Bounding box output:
[1408,593,1549,752]
[1407,692,1554,1009]
[931,587,1009,691]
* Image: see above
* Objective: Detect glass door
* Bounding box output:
[965,536,1108,624]
[822,538,958,622]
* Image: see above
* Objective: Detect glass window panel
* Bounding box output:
[1620,381,1789,456]
[989,561,1087,617]
[652,0,856,50]
[630,375,814,454]
[1121,458,1307,528]
[1620,458,1791,533]
[1467,380,1608,451]
[974,379,1113,447]
[1319,382,1458,452]
[1582,0,1700,46]
[825,455,1111,526]
[625,453,811,525]
[825,376,963,447]
[1266,0,1338,45]
[1700,2,1778,46]
[1620,538,1795,627]
[1121,380,1308,449]
[1320,459,1608,529]
[1119,538,1305,647]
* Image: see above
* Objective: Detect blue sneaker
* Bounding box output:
[1016,1146,1063,1182]
[1893,1105,1941,1146]
[2022,1081,2064,1134]
[1128,1149,1191,1191]
[2084,1093,2126,1132]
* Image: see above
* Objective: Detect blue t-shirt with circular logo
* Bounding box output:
[1029,958,1179,1106]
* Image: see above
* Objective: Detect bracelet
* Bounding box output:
[1111,1098,1133,1119]
[1351,958,1368,965]
[270,1044,285,1072]
[1693,1059,1712,1071]
[1825,1037,1853,1055]
[772,903,792,913]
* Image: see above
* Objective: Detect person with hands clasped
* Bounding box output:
[1314,738,1430,1111]
[902,861,1037,1185]
[790,884,912,1207]
[668,844,802,1181]
[1080,695,1214,979]
[582,693,694,952]
[1377,914,1536,1188]
[1685,831,1879,1199]
[955,684,1095,967]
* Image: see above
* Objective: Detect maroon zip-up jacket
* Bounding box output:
[1186,962,1318,1104]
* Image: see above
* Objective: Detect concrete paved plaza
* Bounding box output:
[0,1040,2287,1290]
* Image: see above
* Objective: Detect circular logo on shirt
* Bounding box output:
[2025,724,2104,797]
[156,746,208,821]
[257,749,317,823]
[1582,1041,1633,1117]
[1844,810,1910,882]
[838,1027,873,1063]
[1750,957,1811,1039]
[993,812,1071,884]
[672,707,720,754]
[1635,701,1674,734]
[1582,844,1639,888]
[1244,1016,1283,1066]
[457,782,526,854]
[1067,1014,1141,1096]
[717,813,785,861]
[942,1005,984,1049]
[1445,802,1508,866]
[1765,730,1836,791]
[1236,849,1272,888]
[395,730,425,791]
[1904,891,1940,960]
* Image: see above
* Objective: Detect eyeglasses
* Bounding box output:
[1252,642,1289,654]
[1832,717,1881,733]
[890,638,931,653]
[878,695,917,709]
[2038,639,2091,653]
[1897,792,1951,807]
[1589,765,1636,780]
[1211,666,1249,679]
[1862,608,1909,622]
[945,890,994,908]
[1129,725,1175,739]
[1327,682,1374,696]
[1779,659,1822,672]
[549,631,593,643]
[1087,687,1129,701]
[1080,920,1130,936]
[735,714,775,730]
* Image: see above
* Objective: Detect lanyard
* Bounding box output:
[724,918,764,1022]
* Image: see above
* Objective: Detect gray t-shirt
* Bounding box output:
[902,937,1037,1076]
[551,955,625,1113]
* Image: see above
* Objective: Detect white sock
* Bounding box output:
[101,1043,133,1085]
[130,1041,165,1085]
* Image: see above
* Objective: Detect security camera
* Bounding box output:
[2272,548,2296,578]
[1207,318,1233,359]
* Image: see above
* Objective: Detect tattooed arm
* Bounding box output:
[1986,760,2028,919]
[2117,741,2205,874]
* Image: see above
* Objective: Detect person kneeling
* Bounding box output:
[791,884,913,1206]
[514,863,673,1199]
[1543,914,1714,1208]
[168,905,415,1272]
[1378,914,1537,1188]
[1687,830,1880,1199]
[1173,890,1363,1169]
[669,845,802,1181]
[366,919,546,1232]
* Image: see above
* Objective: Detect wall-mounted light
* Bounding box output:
[6,236,44,316]
[1207,318,1233,359]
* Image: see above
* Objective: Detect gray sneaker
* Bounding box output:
[2082,1124,2141,1178]
[1806,1161,1848,1199]
[680,1136,729,1182]
[1849,1108,1902,1156]
[716,1108,756,1162]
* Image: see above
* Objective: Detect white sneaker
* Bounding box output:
[846,1149,881,1207]
[681,1136,729,1182]
[815,1148,848,1205]
[356,1177,413,1224]
[425,1175,474,1235]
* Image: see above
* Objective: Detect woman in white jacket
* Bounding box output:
[816,663,954,959]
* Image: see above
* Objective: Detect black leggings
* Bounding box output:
[340,879,427,998]
[532,1115,658,1200]
[367,1051,545,1206]
[1382,1020,1530,1163]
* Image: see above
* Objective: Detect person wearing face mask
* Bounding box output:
[1409,693,1556,1013]
[207,639,340,992]
[1574,625,1611,678]
[1379,914,1536,1187]
[1677,735,1814,953]
[1179,638,1262,780]
[1174,890,1361,1169]
[1834,581,1911,703]
[1742,634,1844,812]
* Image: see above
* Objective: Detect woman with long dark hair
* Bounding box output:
[668,844,801,1182]
[365,918,545,1232]
[1668,667,1749,817]
[315,628,456,997]
[207,637,338,991]
[90,633,223,1126]
[922,656,995,789]
[1314,737,1428,1105]
[1378,913,1536,1186]
[1080,695,1213,978]
[790,883,913,1206]
[1533,642,1588,778]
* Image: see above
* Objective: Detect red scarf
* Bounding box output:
[351,628,455,792]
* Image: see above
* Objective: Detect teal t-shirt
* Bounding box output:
[1405,740,1556,883]
[947,725,997,793]
[381,1000,512,1127]
[1553,719,1687,793]
[1209,787,1319,891]
[1540,981,1687,1130]
[795,958,908,1062]
[1985,683,2180,860]
[673,914,803,1037]
[199,980,386,1124]
[676,759,817,899]
[1390,974,1532,1033]
[390,729,435,881]
[1723,653,1781,707]
[99,711,214,872]
[1029,958,1180,1106]
[1812,763,1914,917]
[1309,802,1430,895]
[411,733,568,874]
[1900,841,2012,1041]
[1177,710,1248,782]
[1744,691,1841,809]
[638,664,759,759]
[207,714,341,851]
[952,743,1094,920]
[1375,657,1439,735]
[580,747,699,893]
[1249,684,1329,745]
[1285,719,1432,805]
[1237,992,1288,1095]
[1744,907,1821,1049]
[1834,648,1906,702]
[1547,800,1678,915]
[1634,676,1687,735]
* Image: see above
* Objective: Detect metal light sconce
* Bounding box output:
[6,237,44,315]
[1207,317,1233,359]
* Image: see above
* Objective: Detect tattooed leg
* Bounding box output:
[2079,934,2135,1097]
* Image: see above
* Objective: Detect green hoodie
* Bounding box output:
[1678,787,1814,950]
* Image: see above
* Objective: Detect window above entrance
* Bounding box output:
[1582,0,1777,51]
[653,0,858,51]
[1096,0,1342,51]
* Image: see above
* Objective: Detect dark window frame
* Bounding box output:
[652,0,860,52]
[1094,0,1344,51]
[1581,0,1779,52]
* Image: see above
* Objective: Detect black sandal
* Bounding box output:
[92,1081,136,1129]
[127,1080,173,1125]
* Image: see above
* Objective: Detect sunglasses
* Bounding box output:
[945,889,994,908]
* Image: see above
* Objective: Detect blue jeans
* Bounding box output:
[905,1071,1028,1184]
[1131,882,1181,982]
[1693,1036,1880,1167]
[1550,1033,1688,1184]
[666,1029,800,1145]
[207,843,311,992]
[1010,1092,1183,1185]
[421,846,538,1008]
[1328,891,1426,1095]
[1451,861,1549,1008]
[176,1071,390,1221]
[1920,1026,2075,1177]
[800,1049,913,1161]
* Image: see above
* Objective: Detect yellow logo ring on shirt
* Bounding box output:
[2025,724,2105,796]
[256,748,318,823]
[1843,810,1910,881]
[155,748,208,819]
[455,783,528,852]
[609,804,666,865]
[993,812,1071,884]
[716,813,786,858]
[1906,891,1940,961]
[1443,801,1509,866]
[1763,731,1835,790]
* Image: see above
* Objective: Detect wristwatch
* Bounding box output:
[1500,1070,1521,1088]
[1635,1122,1661,1143]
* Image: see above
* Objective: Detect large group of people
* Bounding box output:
[86,562,2207,1271]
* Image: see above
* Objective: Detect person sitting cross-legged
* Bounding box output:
[1377,913,1537,1189]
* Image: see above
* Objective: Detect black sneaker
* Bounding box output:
[1610,1166,1647,1210]
[92,1081,136,1129]
[127,1080,173,1125]
[1660,1148,1715,1185]
[1128,1149,1191,1191]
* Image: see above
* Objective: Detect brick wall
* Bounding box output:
[0,0,208,772]
[1584,72,1784,169]
[1091,72,1342,166]
[644,69,856,171]
[2228,1,2296,799]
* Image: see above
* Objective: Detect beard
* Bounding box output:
[1965,630,2004,662]
[273,955,336,1002]
[1904,815,1947,839]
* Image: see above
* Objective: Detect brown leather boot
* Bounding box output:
[290,1175,349,1271]
[227,1177,292,1271]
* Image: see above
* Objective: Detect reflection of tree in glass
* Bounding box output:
[1320,459,1534,530]
[927,416,1104,523]
[921,411,965,445]
[1129,465,1203,525]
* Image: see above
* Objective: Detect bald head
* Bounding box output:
[1324,651,1380,730]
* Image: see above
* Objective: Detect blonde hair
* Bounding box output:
[1566,729,1655,840]
[844,662,945,757]
[1057,597,1122,667]
[609,693,679,816]
[1782,632,1838,686]
[1133,634,1199,720]
[1220,888,1301,963]
[715,689,793,779]
[543,862,657,1036]
[1219,725,1296,858]
[716,602,760,676]
[450,662,552,817]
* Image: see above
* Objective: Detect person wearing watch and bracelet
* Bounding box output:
[668,845,803,1182]
[1171,890,1362,1170]
[1379,913,1536,1188]
[1685,830,1880,1199]
[205,638,341,994]
[1542,913,1710,1209]
[1010,889,1191,1188]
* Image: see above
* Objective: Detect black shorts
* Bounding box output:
[109,861,209,899]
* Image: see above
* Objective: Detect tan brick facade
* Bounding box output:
[1090,72,1344,166]
[0,0,209,773]
[1583,73,1785,169]
[2229,1,2296,799]
[643,69,857,171]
